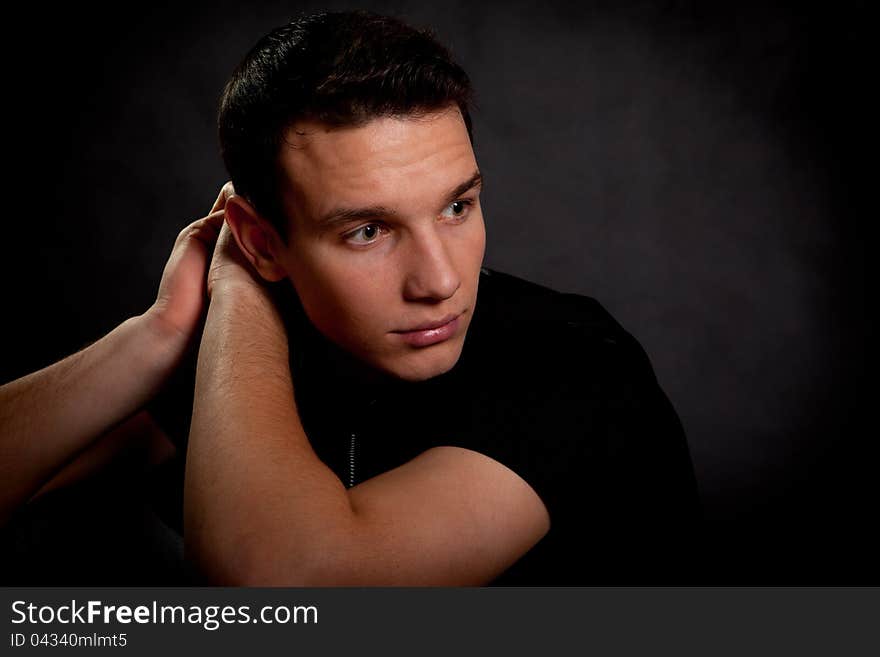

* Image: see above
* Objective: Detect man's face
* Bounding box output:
[273,107,485,382]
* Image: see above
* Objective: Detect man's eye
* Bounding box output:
[344,223,384,245]
[442,199,474,220]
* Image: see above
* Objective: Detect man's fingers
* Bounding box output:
[203,208,226,227]
[209,181,236,214]
[197,209,227,242]
[175,209,226,248]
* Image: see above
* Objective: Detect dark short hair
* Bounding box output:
[218,10,475,241]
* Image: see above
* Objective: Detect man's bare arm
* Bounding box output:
[0,311,181,521]
[185,277,550,586]
[30,410,176,502]
[0,192,228,524]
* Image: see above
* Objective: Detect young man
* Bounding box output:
[183,9,701,585]
[0,10,700,584]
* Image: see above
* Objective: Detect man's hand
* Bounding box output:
[146,183,231,345]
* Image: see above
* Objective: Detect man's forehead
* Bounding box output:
[278,109,476,219]
[283,106,465,148]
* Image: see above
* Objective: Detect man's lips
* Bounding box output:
[393,312,462,333]
[391,312,464,347]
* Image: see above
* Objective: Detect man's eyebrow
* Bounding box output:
[442,170,483,205]
[316,204,397,228]
[315,170,483,228]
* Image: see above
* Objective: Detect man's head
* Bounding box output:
[217,11,485,381]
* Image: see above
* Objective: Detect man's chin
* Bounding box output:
[382,340,465,382]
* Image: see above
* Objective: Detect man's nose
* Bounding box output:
[402,225,461,302]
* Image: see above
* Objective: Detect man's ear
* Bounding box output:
[223,195,288,283]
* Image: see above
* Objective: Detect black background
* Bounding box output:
[2,0,874,582]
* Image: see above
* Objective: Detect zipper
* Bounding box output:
[347,432,357,488]
[347,399,374,489]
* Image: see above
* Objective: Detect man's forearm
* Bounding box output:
[184,283,357,584]
[0,311,188,520]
